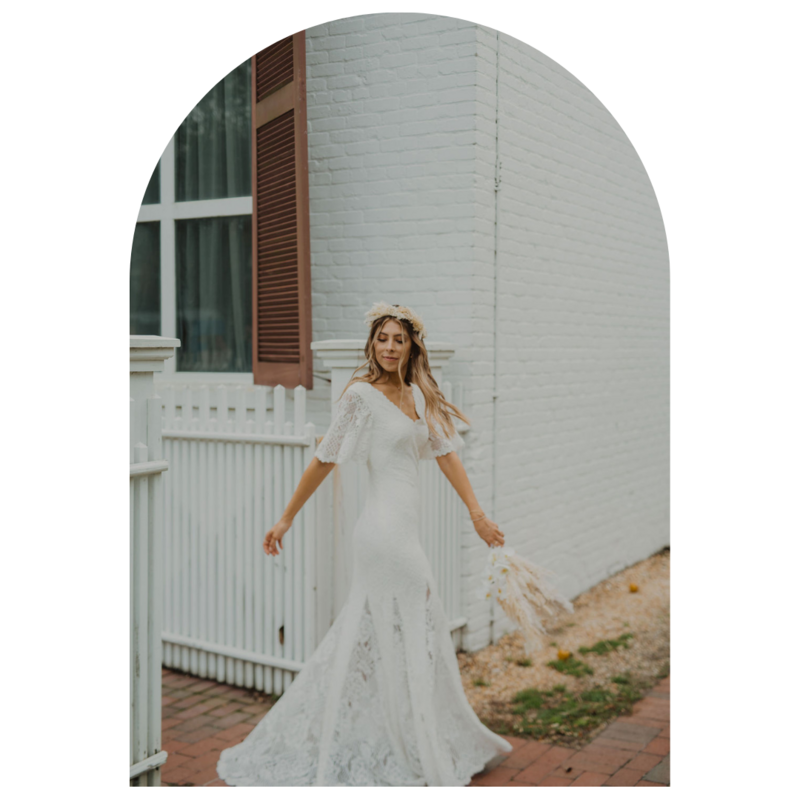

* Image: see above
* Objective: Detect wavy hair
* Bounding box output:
[337,313,469,438]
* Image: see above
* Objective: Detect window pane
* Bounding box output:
[142,161,160,205]
[176,215,252,372]
[130,222,161,335]
[175,59,252,201]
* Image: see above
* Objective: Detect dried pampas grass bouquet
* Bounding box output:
[477,547,574,655]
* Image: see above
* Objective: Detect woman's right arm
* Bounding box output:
[263,457,336,556]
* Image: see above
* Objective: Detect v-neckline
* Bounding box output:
[365,382,423,425]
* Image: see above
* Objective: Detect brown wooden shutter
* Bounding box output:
[251,32,312,389]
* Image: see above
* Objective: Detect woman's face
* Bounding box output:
[374,318,411,374]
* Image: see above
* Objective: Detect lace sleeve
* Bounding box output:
[419,416,465,460]
[314,386,373,465]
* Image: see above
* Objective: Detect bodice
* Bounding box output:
[314,380,464,474]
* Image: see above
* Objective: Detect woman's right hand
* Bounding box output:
[474,516,505,548]
[263,518,292,556]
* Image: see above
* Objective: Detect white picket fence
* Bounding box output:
[160,384,316,695]
[160,381,466,691]
[130,382,170,784]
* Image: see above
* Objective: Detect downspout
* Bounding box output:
[490,30,501,644]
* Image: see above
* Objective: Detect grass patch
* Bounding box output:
[489,721,510,735]
[578,633,634,656]
[514,688,546,709]
[516,658,533,667]
[547,655,594,677]
[508,671,646,742]
[656,660,670,679]
[473,677,490,687]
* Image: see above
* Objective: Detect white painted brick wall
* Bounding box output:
[305,14,669,651]
[478,28,670,642]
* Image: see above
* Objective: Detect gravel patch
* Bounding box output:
[457,547,670,740]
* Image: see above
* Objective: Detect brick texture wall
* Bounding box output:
[305,14,669,650]
[480,28,669,640]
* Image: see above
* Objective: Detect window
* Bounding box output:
[130,221,160,336]
[132,58,254,379]
[130,36,312,387]
[175,215,252,372]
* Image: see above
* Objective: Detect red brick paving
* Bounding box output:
[173,725,228,745]
[593,736,644,752]
[643,736,670,756]
[604,767,647,786]
[571,770,612,786]
[513,745,573,784]
[502,739,553,769]
[158,667,670,787]
[470,766,520,786]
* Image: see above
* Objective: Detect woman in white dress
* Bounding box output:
[217,302,513,786]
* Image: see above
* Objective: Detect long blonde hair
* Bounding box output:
[337,314,470,437]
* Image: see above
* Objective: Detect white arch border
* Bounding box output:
[113,0,687,791]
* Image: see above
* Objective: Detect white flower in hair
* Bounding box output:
[364,300,428,339]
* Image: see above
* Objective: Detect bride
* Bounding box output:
[217,301,513,786]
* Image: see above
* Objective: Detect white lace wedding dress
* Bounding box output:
[216,381,512,786]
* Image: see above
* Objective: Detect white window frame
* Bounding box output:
[138,137,254,384]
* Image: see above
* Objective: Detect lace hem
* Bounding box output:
[419,420,464,460]
[217,583,509,786]
[411,384,465,460]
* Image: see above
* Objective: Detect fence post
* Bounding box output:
[130,335,179,787]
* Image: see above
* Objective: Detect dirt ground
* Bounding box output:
[457,547,670,742]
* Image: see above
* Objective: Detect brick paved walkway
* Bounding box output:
[160,668,669,787]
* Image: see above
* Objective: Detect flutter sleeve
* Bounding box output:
[419,415,465,460]
[314,385,373,465]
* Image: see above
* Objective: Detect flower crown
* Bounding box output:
[364,301,428,339]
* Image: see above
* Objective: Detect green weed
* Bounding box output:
[509,673,646,742]
[547,655,594,678]
[578,633,634,656]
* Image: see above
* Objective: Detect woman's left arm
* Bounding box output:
[435,451,505,548]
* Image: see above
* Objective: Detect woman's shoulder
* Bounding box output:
[341,380,372,405]
[344,379,370,394]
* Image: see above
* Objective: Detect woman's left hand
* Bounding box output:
[474,517,505,548]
